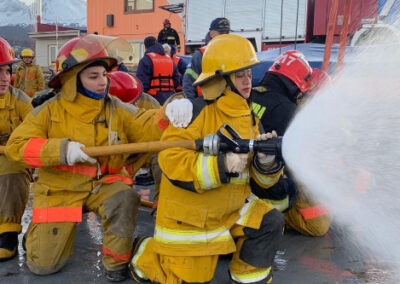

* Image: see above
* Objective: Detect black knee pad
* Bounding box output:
[240,209,284,267]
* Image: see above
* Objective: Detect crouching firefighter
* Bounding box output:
[5,35,169,281]
[128,34,285,284]
[0,37,33,261]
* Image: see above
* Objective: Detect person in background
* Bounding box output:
[157,19,181,52]
[13,48,44,97]
[182,17,230,98]
[136,36,179,105]
[163,43,187,92]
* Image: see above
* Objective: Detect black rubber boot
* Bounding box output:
[103,266,128,282]
[135,172,154,186]
[0,232,18,261]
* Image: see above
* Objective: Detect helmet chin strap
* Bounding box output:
[223,74,244,99]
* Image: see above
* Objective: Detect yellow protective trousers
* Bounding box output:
[25,181,140,275]
[0,172,29,234]
[284,190,331,237]
[130,208,284,284]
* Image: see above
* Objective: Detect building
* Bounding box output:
[87,0,184,67]
[29,17,86,70]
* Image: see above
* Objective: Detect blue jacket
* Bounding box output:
[136,43,180,93]
[170,45,187,76]
[182,49,203,99]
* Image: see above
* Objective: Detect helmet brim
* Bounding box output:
[0,59,20,67]
[193,61,263,87]
[48,57,117,88]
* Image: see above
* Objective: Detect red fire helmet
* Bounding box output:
[0,37,19,66]
[268,50,313,92]
[108,71,142,104]
[49,35,132,88]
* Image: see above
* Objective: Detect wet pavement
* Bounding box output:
[0,190,394,284]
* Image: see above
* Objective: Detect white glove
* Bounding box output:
[256,131,276,166]
[165,98,193,128]
[225,152,248,173]
[66,141,97,166]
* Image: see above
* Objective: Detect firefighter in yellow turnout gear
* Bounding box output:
[129,34,285,284]
[5,35,167,282]
[0,37,33,260]
[13,48,45,97]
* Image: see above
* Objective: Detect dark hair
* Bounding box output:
[144,36,157,49]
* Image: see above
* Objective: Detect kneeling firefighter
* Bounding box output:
[128,34,285,284]
[251,51,332,236]
[0,37,33,261]
[5,35,171,281]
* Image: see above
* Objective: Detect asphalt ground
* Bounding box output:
[0,186,393,284]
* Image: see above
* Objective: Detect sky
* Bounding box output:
[19,0,34,5]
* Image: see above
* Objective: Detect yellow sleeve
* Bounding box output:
[116,99,164,143]
[5,102,69,168]
[158,110,228,194]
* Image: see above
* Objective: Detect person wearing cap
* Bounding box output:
[136,36,180,105]
[182,17,230,99]
[128,34,284,284]
[250,52,332,237]
[0,37,33,261]
[4,34,179,282]
[157,19,181,52]
[13,48,44,97]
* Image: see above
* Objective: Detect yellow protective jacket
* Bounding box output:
[125,92,162,176]
[13,62,45,97]
[6,66,164,224]
[154,89,284,256]
[0,86,32,175]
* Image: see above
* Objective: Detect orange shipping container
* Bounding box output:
[87,0,184,66]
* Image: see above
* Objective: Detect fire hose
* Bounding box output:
[0,124,282,157]
[0,124,283,207]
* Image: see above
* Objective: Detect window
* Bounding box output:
[48,45,58,66]
[125,0,154,13]
[126,41,144,66]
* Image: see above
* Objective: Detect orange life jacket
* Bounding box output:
[147,52,174,95]
[172,55,183,91]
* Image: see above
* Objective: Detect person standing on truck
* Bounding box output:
[157,19,181,52]
[182,17,230,98]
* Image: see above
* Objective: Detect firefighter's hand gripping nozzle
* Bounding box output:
[197,123,283,159]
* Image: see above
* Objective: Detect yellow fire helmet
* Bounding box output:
[193,34,261,89]
[21,48,34,57]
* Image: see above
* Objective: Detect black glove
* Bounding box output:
[31,92,56,108]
